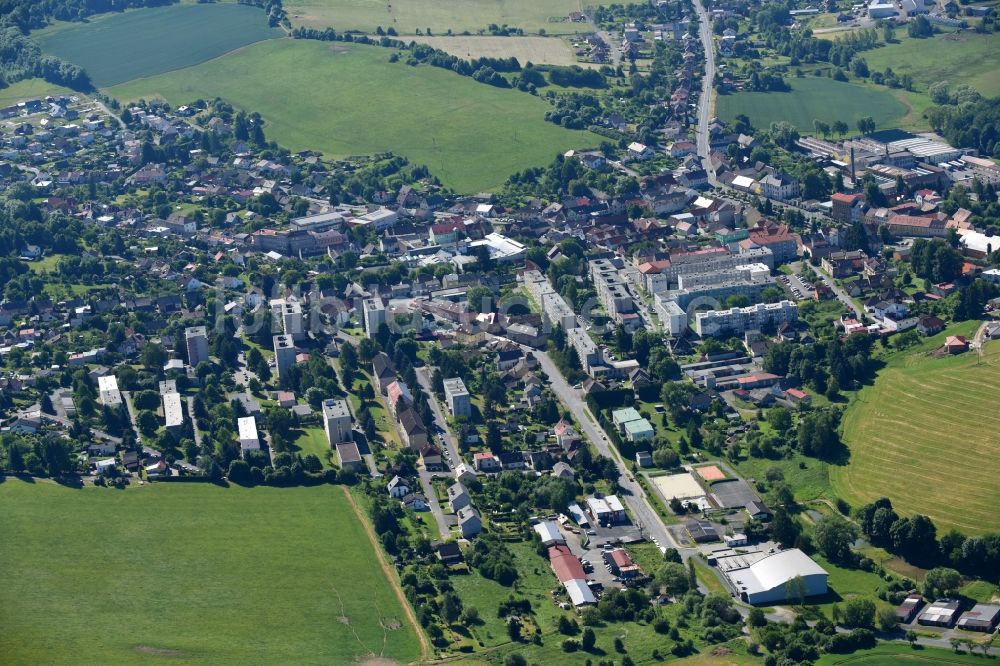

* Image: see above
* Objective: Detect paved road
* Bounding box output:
[186,395,203,449]
[812,264,864,319]
[417,473,453,540]
[693,0,717,185]
[414,367,462,463]
[121,391,144,447]
[520,343,681,554]
[597,30,621,66]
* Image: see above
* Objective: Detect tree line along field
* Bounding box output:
[860,31,1000,100]
[284,0,593,35]
[0,481,422,665]
[412,35,580,66]
[109,39,600,192]
[832,322,1000,535]
[34,3,283,88]
[716,76,906,134]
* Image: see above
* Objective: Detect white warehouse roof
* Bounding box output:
[564,579,596,606]
[727,549,828,603]
[533,520,565,546]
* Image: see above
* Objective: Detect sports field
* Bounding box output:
[717,77,906,133]
[413,35,578,65]
[833,322,1000,535]
[110,40,598,192]
[34,3,282,87]
[285,0,591,34]
[0,480,423,665]
[861,32,1000,99]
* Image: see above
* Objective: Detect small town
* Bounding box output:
[1,0,999,664]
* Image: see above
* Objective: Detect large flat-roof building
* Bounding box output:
[322,398,352,446]
[694,301,798,337]
[362,297,386,339]
[271,297,305,341]
[956,604,1000,632]
[443,377,471,418]
[273,334,297,378]
[161,387,183,430]
[724,549,828,605]
[918,599,963,627]
[238,416,260,454]
[184,326,209,367]
[97,375,122,407]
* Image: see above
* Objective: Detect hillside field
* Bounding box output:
[861,31,1000,99]
[0,481,422,665]
[109,39,599,192]
[285,0,592,34]
[717,76,906,133]
[412,35,579,65]
[34,3,282,87]
[832,322,1000,535]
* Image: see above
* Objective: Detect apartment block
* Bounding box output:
[273,334,297,378]
[694,300,798,337]
[362,297,386,339]
[443,377,471,418]
[322,398,353,446]
[184,325,209,367]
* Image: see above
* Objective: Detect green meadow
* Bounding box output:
[0,480,421,665]
[833,323,1000,535]
[717,76,906,133]
[285,0,592,34]
[35,3,282,87]
[110,39,598,192]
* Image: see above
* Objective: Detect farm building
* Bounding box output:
[548,544,596,606]
[918,598,962,627]
[533,520,565,546]
[896,593,925,623]
[724,549,828,605]
[956,604,1000,632]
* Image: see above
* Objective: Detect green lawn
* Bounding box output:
[816,643,991,665]
[0,480,421,665]
[861,32,1000,99]
[284,0,593,34]
[833,322,999,535]
[291,426,334,467]
[717,76,906,133]
[0,78,76,107]
[109,39,598,192]
[35,4,282,88]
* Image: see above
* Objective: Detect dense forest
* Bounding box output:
[927,96,1000,158]
[0,0,174,31]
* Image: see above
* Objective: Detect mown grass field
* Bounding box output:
[816,643,989,665]
[412,35,578,65]
[110,39,598,192]
[0,79,75,107]
[34,3,282,87]
[717,76,906,132]
[0,480,421,665]
[832,323,1000,535]
[861,32,1000,99]
[285,0,591,34]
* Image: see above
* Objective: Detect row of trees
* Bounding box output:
[856,497,1000,580]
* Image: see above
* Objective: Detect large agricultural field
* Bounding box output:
[0,480,422,665]
[109,39,599,192]
[412,35,579,65]
[832,322,1000,535]
[34,3,282,87]
[716,76,906,133]
[861,31,1000,100]
[284,0,593,34]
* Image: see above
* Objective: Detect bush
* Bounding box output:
[561,639,580,652]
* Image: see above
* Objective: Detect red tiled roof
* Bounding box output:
[549,545,586,583]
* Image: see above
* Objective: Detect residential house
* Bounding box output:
[457,507,483,538]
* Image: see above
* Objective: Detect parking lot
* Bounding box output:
[779,273,815,301]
